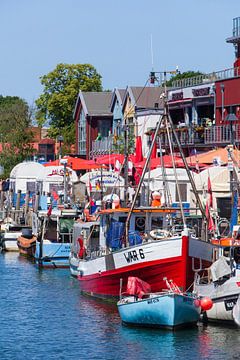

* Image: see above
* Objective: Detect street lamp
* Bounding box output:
[57,135,64,160]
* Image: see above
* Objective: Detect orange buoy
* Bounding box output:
[200,297,213,311]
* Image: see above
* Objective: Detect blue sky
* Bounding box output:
[0,0,239,105]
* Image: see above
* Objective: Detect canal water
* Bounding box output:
[0,253,239,360]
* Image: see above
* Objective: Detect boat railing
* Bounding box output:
[60,231,73,243]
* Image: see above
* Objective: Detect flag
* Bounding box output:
[128,161,133,176]
[135,136,143,163]
[114,159,121,173]
[207,176,213,207]
[47,204,52,217]
[151,133,157,159]
[205,200,215,232]
[95,180,101,191]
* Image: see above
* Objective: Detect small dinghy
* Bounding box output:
[117,277,205,330]
[17,228,37,258]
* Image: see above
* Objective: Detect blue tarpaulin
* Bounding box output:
[128,231,142,246]
[106,220,125,250]
[230,191,238,233]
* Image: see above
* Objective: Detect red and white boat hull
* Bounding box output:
[77,234,195,299]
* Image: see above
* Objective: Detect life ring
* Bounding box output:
[135,217,145,230]
[149,229,170,240]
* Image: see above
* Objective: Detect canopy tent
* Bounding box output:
[193,166,231,192]
[135,155,207,170]
[186,147,240,165]
[85,154,136,166]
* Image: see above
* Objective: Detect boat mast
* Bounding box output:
[123,120,129,207]
[168,115,206,218]
[125,105,165,245]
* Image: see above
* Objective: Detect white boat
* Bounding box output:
[194,240,240,326]
[0,221,32,252]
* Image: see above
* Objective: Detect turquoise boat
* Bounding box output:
[117,277,201,329]
[34,209,77,268]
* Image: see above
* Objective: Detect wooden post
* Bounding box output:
[16,190,21,211]
[0,191,4,211]
[34,191,40,213]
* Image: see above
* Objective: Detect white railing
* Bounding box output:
[204,124,240,144]
[172,66,240,88]
[91,136,114,156]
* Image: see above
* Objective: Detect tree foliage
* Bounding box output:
[35,63,102,151]
[166,71,204,87]
[0,96,34,177]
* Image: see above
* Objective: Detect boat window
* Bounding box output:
[88,226,100,251]
[45,219,57,242]
[151,217,163,230]
[175,183,187,202]
[59,218,74,243]
[119,217,127,223]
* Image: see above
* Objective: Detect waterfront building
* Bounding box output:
[73,91,113,159]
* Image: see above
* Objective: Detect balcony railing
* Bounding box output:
[90,125,240,159]
[159,127,204,147]
[172,66,240,88]
[91,135,114,156]
[204,124,240,144]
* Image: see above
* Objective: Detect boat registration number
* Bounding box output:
[123,249,145,263]
[224,298,237,311]
[147,298,159,304]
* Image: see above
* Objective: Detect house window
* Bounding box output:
[98,119,111,138]
[175,183,187,202]
[78,109,86,155]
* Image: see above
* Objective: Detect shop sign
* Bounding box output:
[172,92,183,101]
[192,87,210,97]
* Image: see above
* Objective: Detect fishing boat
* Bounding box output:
[73,93,213,299]
[17,228,37,257]
[194,236,240,326]
[35,208,77,268]
[117,277,202,329]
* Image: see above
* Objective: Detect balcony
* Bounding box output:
[159,126,204,147]
[172,66,240,88]
[91,135,114,157]
[159,124,240,148]
[204,124,240,144]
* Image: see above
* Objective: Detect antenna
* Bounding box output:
[150,34,154,70]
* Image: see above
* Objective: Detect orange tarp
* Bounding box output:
[186,147,240,165]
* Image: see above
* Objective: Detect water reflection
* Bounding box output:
[0,253,239,360]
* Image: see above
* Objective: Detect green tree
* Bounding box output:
[35,63,102,152]
[0,96,35,177]
[166,71,204,87]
